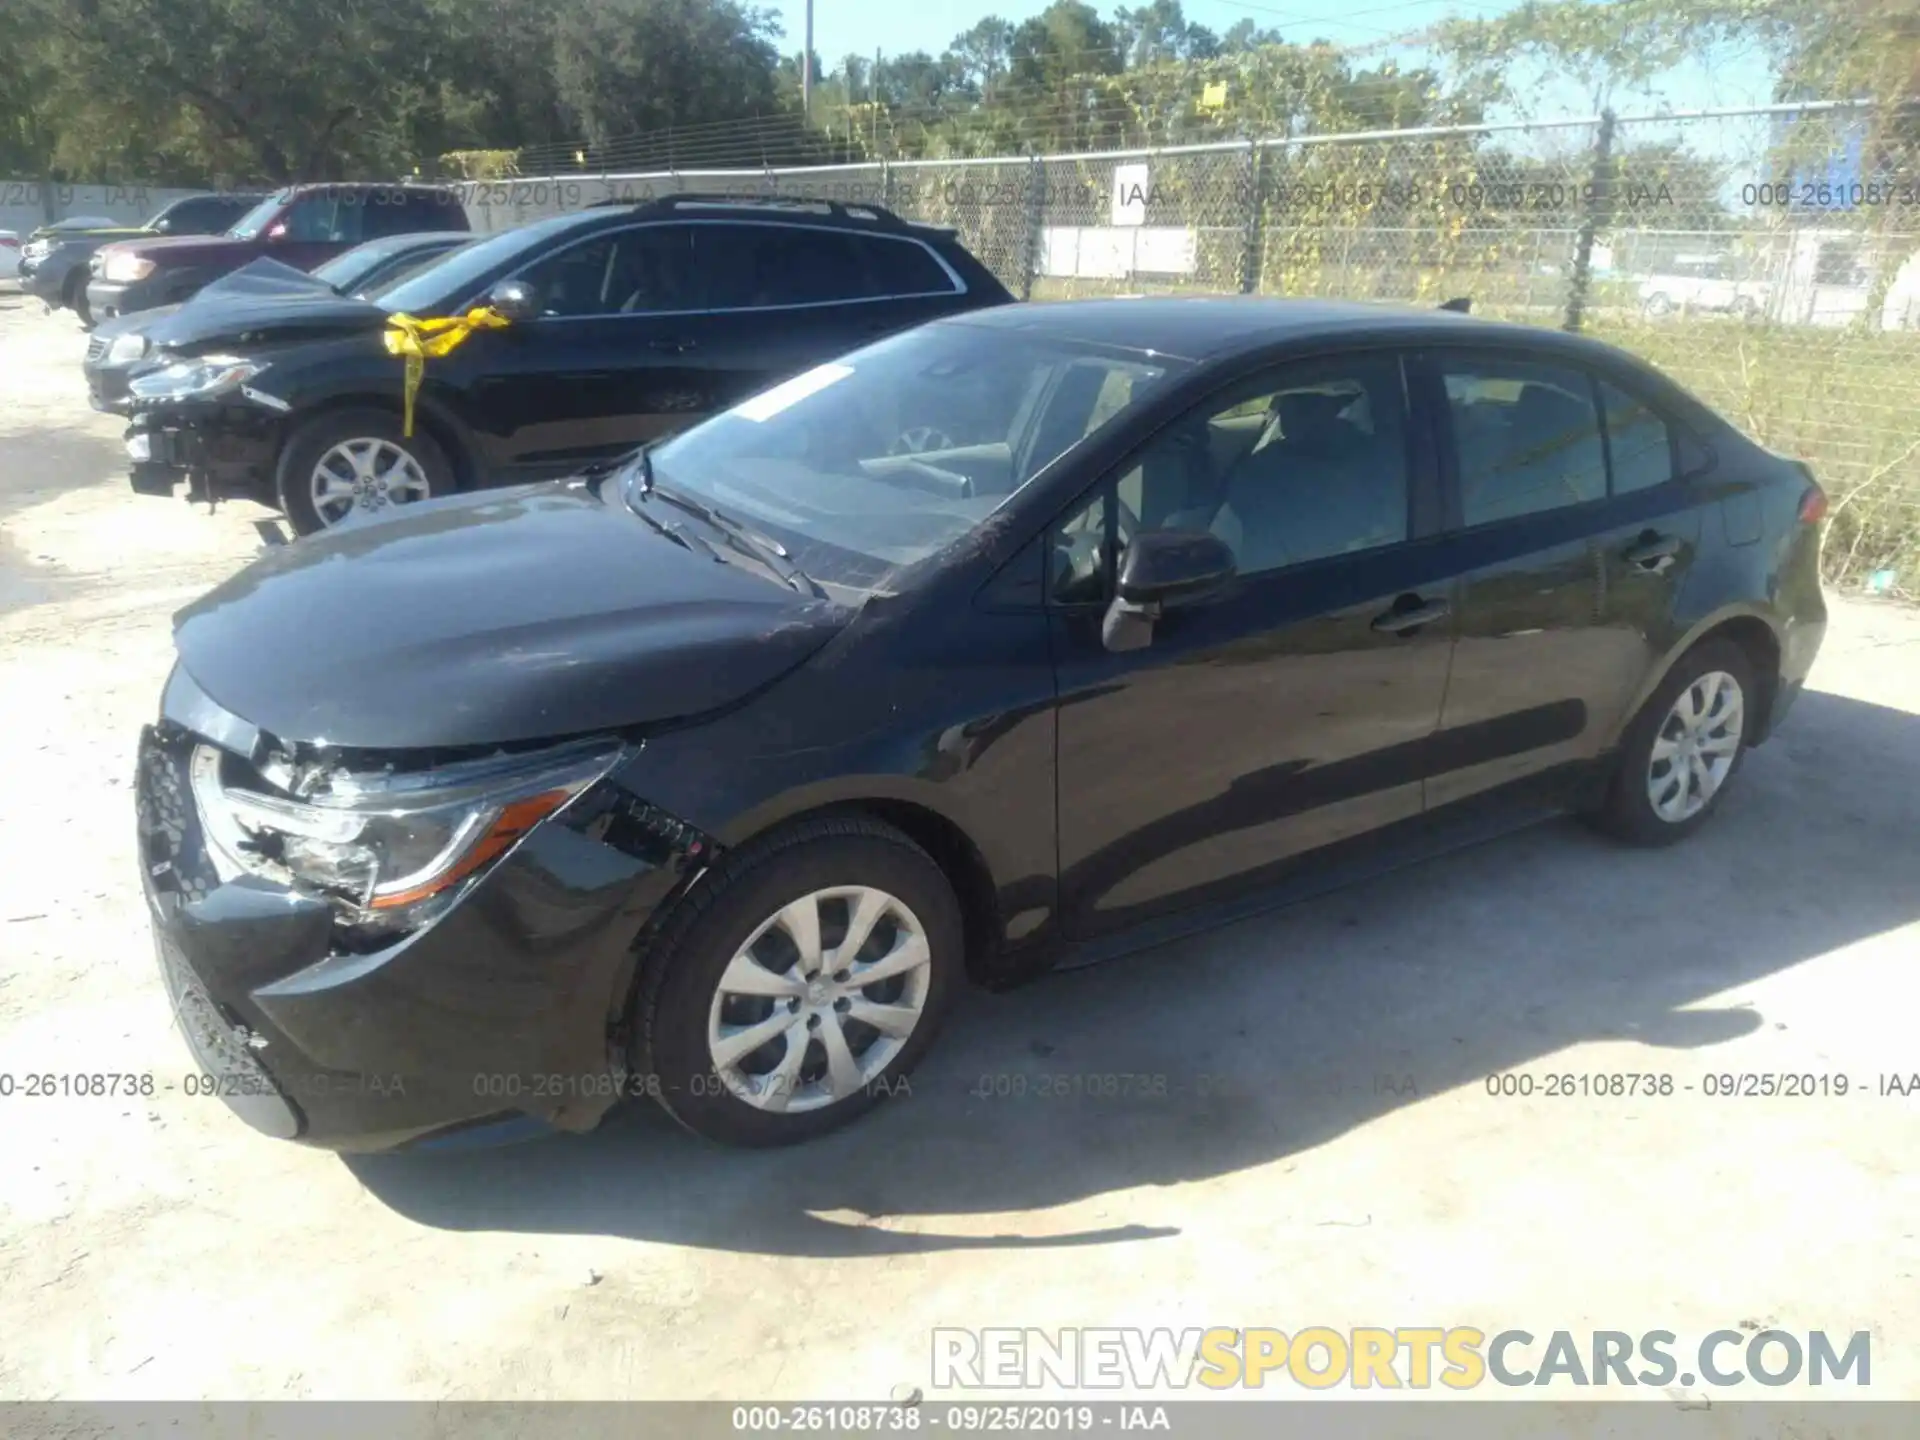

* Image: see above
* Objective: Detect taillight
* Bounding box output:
[1798,476,1828,525]
[1781,459,1828,524]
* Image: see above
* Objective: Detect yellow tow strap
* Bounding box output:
[382,308,512,437]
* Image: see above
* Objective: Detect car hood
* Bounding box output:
[52,227,152,249]
[139,262,386,349]
[111,232,263,268]
[172,480,857,750]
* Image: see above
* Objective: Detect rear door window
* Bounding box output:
[1440,357,1607,526]
[856,235,958,297]
[697,224,874,309]
[397,190,466,234]
[1597,380,1676,494]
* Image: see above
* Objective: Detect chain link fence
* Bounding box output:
[73,99,1895,591]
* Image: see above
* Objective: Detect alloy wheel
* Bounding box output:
[311,438,433,529]
[1646,669,1744,823]
[705,885,932,1113]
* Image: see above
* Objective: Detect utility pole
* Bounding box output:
[802,0,814,119]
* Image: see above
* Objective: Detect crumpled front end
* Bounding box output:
[136,667,715,1151]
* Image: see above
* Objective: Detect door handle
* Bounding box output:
[1623,532,1682,572]
[649,337,696,354]
[1371,595,1450,635]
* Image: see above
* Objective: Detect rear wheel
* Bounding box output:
[275,408,453,536]
[634,816,962,1147]
[1588,640,1755,846]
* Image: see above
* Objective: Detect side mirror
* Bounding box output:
[1101,528,1235,653]
[152,218,172,235]
[487,279,540,323]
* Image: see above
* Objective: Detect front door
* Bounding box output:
[1048,351,1456,937]
[455,223,720,483]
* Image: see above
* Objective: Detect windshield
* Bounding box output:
[312,237,456,294]
[358,242,475,299]
[228,191,291,240]
[642,323,1179,592]
[375,213,586,315]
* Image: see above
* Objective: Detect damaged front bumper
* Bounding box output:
[135,669,714,1152]
[122,398,279,504]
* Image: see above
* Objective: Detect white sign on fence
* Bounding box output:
[1111,163,1150,226]
[1040,226,1197,280]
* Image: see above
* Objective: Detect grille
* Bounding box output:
[85,335,108,365]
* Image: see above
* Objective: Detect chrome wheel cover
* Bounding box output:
[706,886,932,1113]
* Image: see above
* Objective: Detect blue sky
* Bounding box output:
[768,0,1779,117]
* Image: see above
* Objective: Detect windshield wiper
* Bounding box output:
[631,472,823,598]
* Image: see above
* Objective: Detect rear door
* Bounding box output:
[455,222,717,481]
[1417,349,1710,809]
[679,221,888,413]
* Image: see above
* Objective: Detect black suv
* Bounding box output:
[119,194,1014,533]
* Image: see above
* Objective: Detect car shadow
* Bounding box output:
[350,687,1919,1257]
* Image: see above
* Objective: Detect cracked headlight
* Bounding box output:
[188,740,623,939]
[129,354,267,403]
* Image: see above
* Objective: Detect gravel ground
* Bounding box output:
[1,290,1917,1415]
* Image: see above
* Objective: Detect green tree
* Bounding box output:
[550,0,783,146]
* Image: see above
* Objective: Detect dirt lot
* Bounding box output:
[1,289,1917,1410]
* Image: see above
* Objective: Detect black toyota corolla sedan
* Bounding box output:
[137,297,1828,1153]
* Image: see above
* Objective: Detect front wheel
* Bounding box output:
[65,271,92,329]
[634,816,963,1147]
[1587,639,1756,846]
[275,408,453,536]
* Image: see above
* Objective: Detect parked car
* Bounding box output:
[85,231,476,414]
[137,296,1828,1153]
[0,229,18,283]
[17,194,266,324]
[118,193,1012,533]
[1637,254,1772,319]
[86,183,468,324]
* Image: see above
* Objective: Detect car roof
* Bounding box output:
[941,295,1632,368]
[284,181,462,196]
[358,230,471,252]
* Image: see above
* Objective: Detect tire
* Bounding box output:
[65,270,92,329]
[1587,639,1757,847]
[275,407,454,536]
[1642,292,1673,318]
[634,815,964,1147]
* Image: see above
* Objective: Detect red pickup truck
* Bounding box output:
[88,183,469,323]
